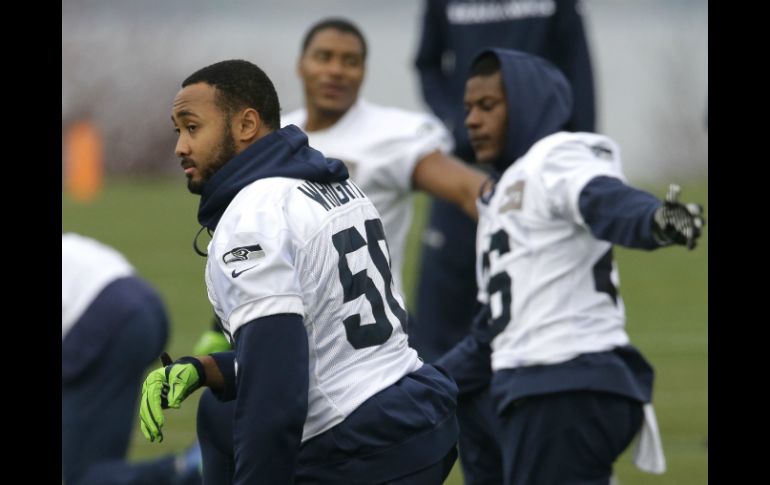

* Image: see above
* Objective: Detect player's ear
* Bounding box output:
[236,108,262,142]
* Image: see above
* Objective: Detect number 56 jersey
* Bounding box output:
[205,176,421,441]
[476,132,632,373]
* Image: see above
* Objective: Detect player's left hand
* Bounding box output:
[652,184,705,250]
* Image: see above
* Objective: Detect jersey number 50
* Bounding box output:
[332,219,407,349]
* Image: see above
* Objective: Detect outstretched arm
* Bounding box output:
[412,149,491,220]
[578,177,704,250]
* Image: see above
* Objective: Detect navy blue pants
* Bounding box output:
[62,277,197,485]
[197,366,459,484]
[411,199,478,362]
[459,389,643,485]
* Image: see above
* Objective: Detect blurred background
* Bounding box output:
[62,1,708,483]
[63,0,707,182]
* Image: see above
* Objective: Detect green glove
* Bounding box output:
[193,329,231,355]
[139,356,205,443]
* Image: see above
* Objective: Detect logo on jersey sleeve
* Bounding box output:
[590,143,613,160]
[499,180,525,213]
[222,244,265,278]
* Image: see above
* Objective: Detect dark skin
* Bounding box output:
[464,71,508,165]
[298,28,365,132]
[172,82,272,193]
[197,355,225,390]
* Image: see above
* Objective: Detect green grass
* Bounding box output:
[62,177,707,484]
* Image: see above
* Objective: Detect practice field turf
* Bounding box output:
[63,177,707,484]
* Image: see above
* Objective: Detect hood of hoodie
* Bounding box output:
[197,124,349,230]
[476,48,573,172]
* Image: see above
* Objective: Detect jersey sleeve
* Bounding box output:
[209,205,304,337]
[540,137,625,227]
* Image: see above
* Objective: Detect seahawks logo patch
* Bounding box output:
[590,143,613,160]
[222,244,265,264]
[222,244,265,279]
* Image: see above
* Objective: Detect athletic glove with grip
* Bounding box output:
[139,353,205,443]
[652,184,705,250]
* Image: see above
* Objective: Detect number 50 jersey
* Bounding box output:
[205,176,421,442]
[476,132,633,373]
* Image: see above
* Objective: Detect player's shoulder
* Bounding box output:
[233,177,298,208]
[62,232,122,260]
[219,178,297,228]
[542,132,619,161]
[522,132,621,172]
[62,232,134,272]
[281,108,306,129]
[358,99,446,134]
[217,177,326,246]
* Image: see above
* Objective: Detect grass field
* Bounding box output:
[62,176,707,484]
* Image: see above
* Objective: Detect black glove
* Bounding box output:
[652,184,705,250]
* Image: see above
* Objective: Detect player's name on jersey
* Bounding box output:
[297,180,367,212]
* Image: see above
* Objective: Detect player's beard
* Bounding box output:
[187,123,238,195]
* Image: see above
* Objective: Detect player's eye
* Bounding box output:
[314,51,331,62]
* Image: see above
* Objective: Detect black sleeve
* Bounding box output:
[231,313,309,483]
[414,0,454,123]
[578,176,662,249]
[552,0,596,131]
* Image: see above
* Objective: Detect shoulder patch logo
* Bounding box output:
[222,244,265,264]
[590,143,613,160]
[499,180,525,213]
[223,244,265,279]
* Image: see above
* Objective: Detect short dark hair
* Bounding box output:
[182,59,281,130]
[469,51,501,78]
[301,18,368,61]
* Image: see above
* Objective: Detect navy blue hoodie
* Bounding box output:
[482,47,573,172]
[197,124,349,231]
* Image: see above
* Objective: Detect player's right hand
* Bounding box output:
[193,329,231,355]
[139,356,204,443]
[139,366,169,443]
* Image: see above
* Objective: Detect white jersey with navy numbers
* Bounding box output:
[62,233,134,339]
[283,99,453,293]
[205,176,421,442]
[476,132,631,372]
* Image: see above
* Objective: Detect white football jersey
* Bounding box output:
[205,177,421,442]
[61,233,134,339]
[283,99,453,293]
[476,132,632,371]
